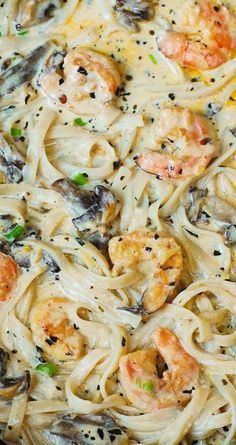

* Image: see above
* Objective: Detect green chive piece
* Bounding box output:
[0,32,2,37]
[17,30,29,36]
[4,224,24,243]
[35,362,58,377]
[135,378,141,388]
[70,172,89,186]
[149,54,158,65]
[74,117,87,127]
[143,380,154,392]
[10,127,22,137]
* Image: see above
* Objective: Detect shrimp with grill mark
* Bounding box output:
[0,252,18,302]
[38,48,121,115]
[136,107,216,182]
[119,327,200,412]
[157,0,236,71]
[108,230,183,313]
[30,297,85,361]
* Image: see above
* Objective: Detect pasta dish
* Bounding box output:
[0,0,236,444]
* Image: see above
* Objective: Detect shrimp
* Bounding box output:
[0,252,18,302]
[38,48,121,115]
[119,327,199,412]
[108,230,183,313]
[157,0,236,70]
[136,107,216,181]
[30,297,85,361]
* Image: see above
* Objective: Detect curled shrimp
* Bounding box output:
[108,230,183,313]
[30,297,85,361]
[0,252,18,302]
[119,327,199,412]
[38,48,121,115]
[157,0,236,70]
[136,107,216,181]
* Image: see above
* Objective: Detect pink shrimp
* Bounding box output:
[0,252,18,302]
[38,48,121,115]
[136,106,216,181]
[157,0,236,70]
[119,327,199,412]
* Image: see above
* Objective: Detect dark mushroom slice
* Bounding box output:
[51,179,120,244]
[10,242,32,269]
[9,227,41,269]
[86,231,112,253]
[0,43,50,97]
[43,251,61,273]
[72,185,119,231]
[225,224,236,246]
[118,304,143,315]
[187,194,236,227]
[113,0,154,32]
[50,414,128,444]
[0,239,11,256]
[0,349,9,378]
[18,0,63,28]
[230,127,236,138]
[0,134,25,183]
[0,370,30,400]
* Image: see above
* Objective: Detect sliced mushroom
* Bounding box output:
[0,349,8,378]
[118,304,143,314]
[0,239,11,256]
[230,128,236,138]
[0,134,25,183]
[2,227,40,269]
[185,190,236,244]
[43,251,61,273]
[51,179,120,248]
[225,225,236,246]
[0,43,50,97]
[184,187,208,222]
[72,185,119,230]
[50,414,128,444]
[18,0,63,28]
[185,189,235,224]
[113,0,154,31]
[0,370,30,400]
[86,231,112,252]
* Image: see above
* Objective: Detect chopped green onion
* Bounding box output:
[0,32,2,37]
[10,127,22,137]
[35,362,58,377]
[74,117,87,127]
[143,380,154,392]
[4,224,24,243]
[135,378,142,388]
[70,172,89,186]
[148,54,158,65]
[17,30,29,36]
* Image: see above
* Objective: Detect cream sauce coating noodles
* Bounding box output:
[1,0,236,444]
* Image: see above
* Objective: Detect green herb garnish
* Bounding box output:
[35,362,58,377]
[4,224,24,243]
[143,380,154,392]
[10,127,22,137]
[74,117,87,127]
[148,54,158,65]
[70,172,89,186]
[17,30,29,36]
